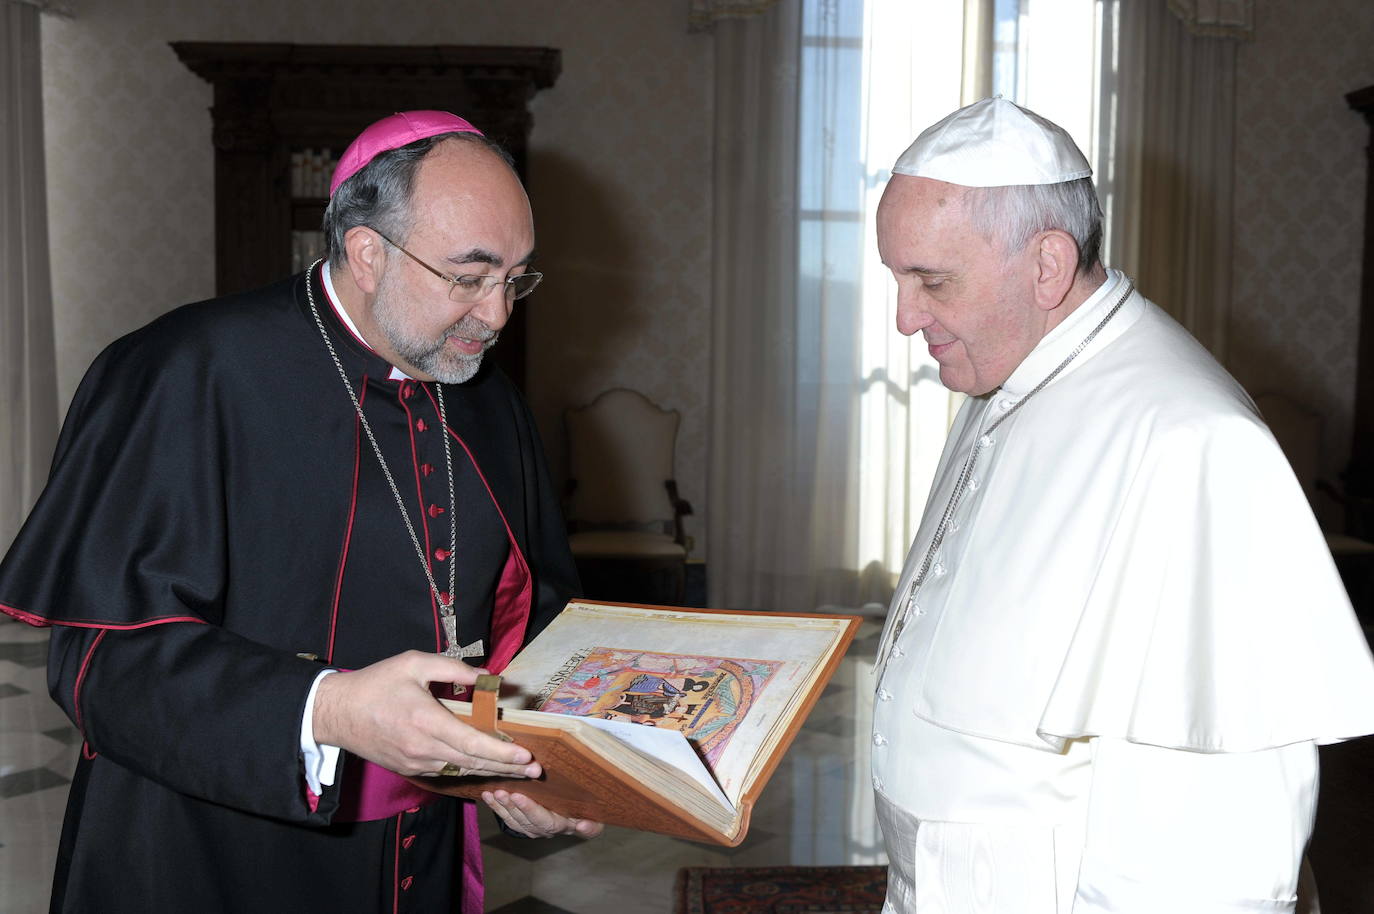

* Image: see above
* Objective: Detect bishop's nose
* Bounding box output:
[467,286,513,332]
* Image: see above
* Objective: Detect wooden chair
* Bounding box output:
[564,389,694,604]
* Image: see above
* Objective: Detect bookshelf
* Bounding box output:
[172,42,561,389]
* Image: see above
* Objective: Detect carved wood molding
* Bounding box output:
[171,42,560,89]
[173,42,558,152]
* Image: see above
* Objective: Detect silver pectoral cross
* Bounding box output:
[451,640,484,660]
[442,614,484,659]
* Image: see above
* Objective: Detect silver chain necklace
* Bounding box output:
[305,261,481,660]
[875,279,1134,681]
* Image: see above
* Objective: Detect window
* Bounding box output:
[799,0,1101,594]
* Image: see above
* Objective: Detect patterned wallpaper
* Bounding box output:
[39,0,1374,559]
[1230,0,1374,520]
[39,0,714,553]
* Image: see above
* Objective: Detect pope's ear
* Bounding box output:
[344,226,386,295]
[1033,229,1080,311]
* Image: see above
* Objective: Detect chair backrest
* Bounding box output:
[566,388,680,525]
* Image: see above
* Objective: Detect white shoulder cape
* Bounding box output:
[894,285,1374,753]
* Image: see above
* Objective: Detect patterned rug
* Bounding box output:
[673,865,888,914]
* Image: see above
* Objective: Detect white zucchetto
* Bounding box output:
[893,97,1092,188]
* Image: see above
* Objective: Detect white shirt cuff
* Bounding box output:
[300,668,343,795]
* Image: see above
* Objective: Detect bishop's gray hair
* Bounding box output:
[963,177,1103,275]
[322,131,515,269]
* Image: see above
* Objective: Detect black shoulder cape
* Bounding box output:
[0,269,579,912]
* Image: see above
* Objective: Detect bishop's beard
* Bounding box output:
[373,270,499,384]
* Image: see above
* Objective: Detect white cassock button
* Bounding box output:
[873,733,888,746]
[890,644,905,659]
[948,520,960,534]
[979,434,994,448]
[968,477,980,491]
[997,397,1016,411]
[878,689,894,702]
[931,562,946,578]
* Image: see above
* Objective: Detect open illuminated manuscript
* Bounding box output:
[414,601,860,845]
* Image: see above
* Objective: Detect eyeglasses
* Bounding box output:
[373,230,543,303]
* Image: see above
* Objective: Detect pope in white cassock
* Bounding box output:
[871,97,1374,913]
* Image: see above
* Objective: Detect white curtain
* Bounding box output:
[844,1,968,606]
[688,0,785,31]
[1098,0,1245,360]
[9,0,73,12]
[1,0,59,554]
[708,0,969,613]
[708,0,1106,613]
[1166,0,1252,38]
[706,1,807,611]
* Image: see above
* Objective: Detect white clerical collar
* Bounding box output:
[999,268,1139,397]
[321,262,413,381]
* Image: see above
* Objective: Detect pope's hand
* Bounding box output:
[311,650,541,779]
[483,789,605,839]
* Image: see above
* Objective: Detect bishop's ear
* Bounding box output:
[344,226,386,296]
[1033,229,1080,312]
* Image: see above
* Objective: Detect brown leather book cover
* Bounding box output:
[412,711,739,844]
[409,601,860,845]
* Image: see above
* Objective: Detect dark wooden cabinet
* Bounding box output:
[172,42,560,389]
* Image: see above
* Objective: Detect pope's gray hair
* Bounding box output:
[322,132,514,269]
[963,177,1103,275]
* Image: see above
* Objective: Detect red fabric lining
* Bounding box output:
[487,550,532,675]
[73,629,107,755]
[461,802,483,914]
[327,381,367,663]
[0,602,205,630]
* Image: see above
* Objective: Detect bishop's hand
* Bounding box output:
[311,650,542,779]
[482,788,605,839]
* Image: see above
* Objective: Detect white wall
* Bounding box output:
[40,0,714,549]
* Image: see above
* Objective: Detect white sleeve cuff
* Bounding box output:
[300,668,343,795]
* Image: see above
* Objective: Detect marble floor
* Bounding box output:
[0,612,889,914]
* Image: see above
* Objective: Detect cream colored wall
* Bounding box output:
[1230,0,1374,510]
[40,0,713,552]
[46,0,1374,564]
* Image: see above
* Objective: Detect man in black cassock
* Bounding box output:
[0,111,599,913]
